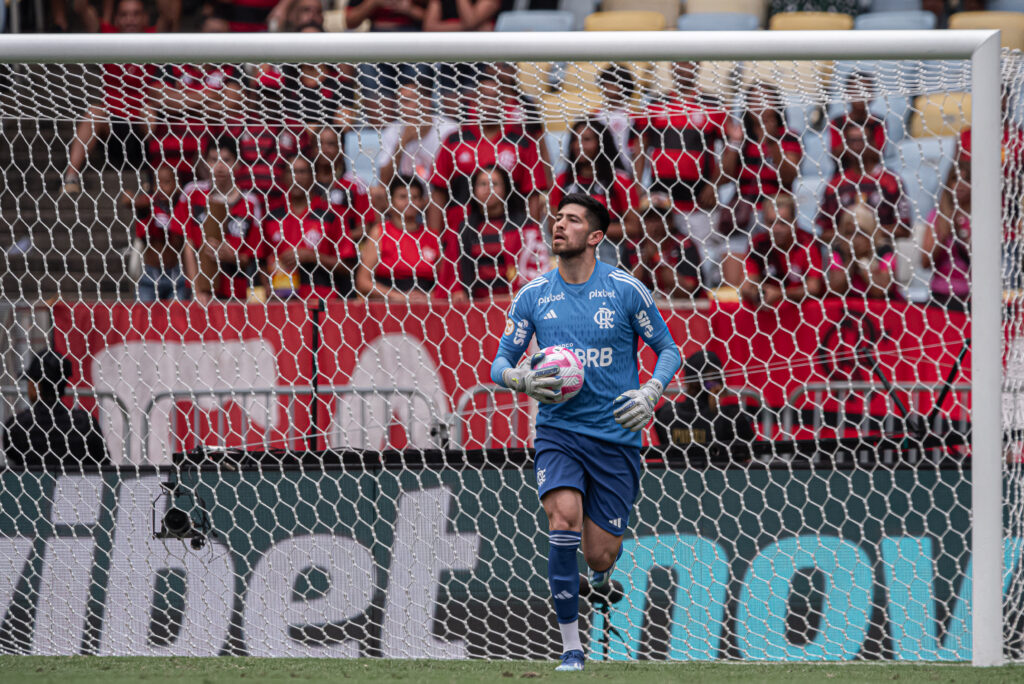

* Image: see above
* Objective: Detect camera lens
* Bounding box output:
[163,508,191,538]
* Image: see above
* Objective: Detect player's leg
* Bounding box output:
[534,426,587,671]
[541,488,586,671]
[65,105,110,194]
[579,437,641,590]
[582,517,623,590]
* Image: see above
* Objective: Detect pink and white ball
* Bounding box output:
[534,345,585,404]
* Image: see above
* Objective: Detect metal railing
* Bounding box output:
[781,381,971,439]
[451,383,772,447]
[142,385,448,460]
[0,387,132,461]
[451,383,522,448]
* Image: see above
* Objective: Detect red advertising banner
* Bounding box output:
[52,299,969,464]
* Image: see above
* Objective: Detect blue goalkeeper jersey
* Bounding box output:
[491,261,680,446]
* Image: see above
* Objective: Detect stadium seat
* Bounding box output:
[769,11,854,31]
[854,10,936,30]
[866,0,921,11]
[601,0,679,28]
[987,0,1024,13]
[583,10,667,31]
[495,10,575,32]
[685,0,767,25]
[798,128,836,180]
[890,135,956,223]
[792,174,828,233]
[558,0,602,30]
[909,92,971,138]
[677,12,761,31]
[347,128,381,186]
[948,11,1024,50]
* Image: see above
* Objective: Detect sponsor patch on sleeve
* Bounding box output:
[504,317,515,336]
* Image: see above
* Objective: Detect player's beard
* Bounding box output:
[552,233,590,260]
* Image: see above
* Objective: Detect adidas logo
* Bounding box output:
[543,310,558,320]
[609,518,621,528]
[554,591,574,600]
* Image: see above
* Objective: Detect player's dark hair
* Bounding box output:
[388,173,426,199]
[565,119,624,193]
[598,63,634,95]
[207,135,237,162]
[24,350,71,404]
[558,192,610,235]
[466,165,526,227]
[742,82,785,140]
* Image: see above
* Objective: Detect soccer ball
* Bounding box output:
[534,345,585,404]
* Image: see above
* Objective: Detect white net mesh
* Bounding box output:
[0,49,1021,660]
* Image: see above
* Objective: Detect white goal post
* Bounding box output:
[0,29,1006,665]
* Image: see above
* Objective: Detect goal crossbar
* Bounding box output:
[0,30,999,64]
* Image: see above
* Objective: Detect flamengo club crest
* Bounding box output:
[594,307,615,329]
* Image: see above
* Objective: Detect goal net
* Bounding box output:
[0,32,1019,662]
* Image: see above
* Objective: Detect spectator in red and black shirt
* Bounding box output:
[357,175,440,302]
[635,61,728,247]
[63,0,167,194]
[172,138,264,303]
[721,83,802,233]
[428,73,549,234]
[816,124,912,242]
[829,71,887,172]
[346,0,424,30]
[132,164,189,301]
[741,193,824,307]
[145,63,243,183]
[445,165,548,303]
[631,195,703,301]
[260,158,356,299]
[549,119,641,268]
[828,202,898,301]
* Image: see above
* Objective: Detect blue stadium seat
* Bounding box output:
[987,0,1024,12]
[495,10,576,31]
[798,128,835,180]
[867,0,922,11]
[677,12,761,31]
[889,136,955,224]
[792,174,828,233]
[854,10,936,30]
[346,128,382,187]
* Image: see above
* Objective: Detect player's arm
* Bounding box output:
[489,288,562,402]
[613,281,682,431]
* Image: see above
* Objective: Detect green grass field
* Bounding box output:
[3,657,1024,684]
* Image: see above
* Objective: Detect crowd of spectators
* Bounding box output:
[50,0,1024,311]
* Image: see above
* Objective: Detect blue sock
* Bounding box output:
[548,530,582,625]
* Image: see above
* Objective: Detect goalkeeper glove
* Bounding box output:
[502,352,564,403]
[613,379,664,432]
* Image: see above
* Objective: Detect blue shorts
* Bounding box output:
[534,425,641,536]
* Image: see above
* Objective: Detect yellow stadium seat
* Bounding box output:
[768,11,854,31]
[584,11,667,31]
[740,60,836,103]
[949,11,1024,51]
[909,92,972,138]
[685,0,767,24]
[516,62,558,98]
[539,89,606,132]
[602,0,680,28]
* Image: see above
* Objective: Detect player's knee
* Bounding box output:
[583,546,616,571]
[546,509,581,532]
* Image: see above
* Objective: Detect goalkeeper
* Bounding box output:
[489,193,681,671]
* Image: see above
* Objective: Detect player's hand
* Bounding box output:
[502,352,563,403]
[613,379,664,432]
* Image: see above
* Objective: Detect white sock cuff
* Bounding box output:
[558,619,582,653]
